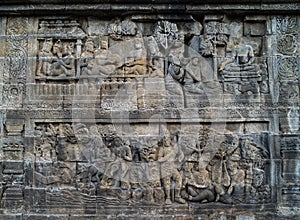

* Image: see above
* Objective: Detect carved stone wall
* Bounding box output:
[0,1,299,219]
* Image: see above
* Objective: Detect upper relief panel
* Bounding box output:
[32,15,270,109]
[35,19,86,80]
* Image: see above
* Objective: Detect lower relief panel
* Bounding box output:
[20,122,274,216]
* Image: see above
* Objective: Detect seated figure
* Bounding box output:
[181,164,215,203]
[219,38,260,79]
[85,40,121,76]
[49,40,75,77]
[124,38,147,75]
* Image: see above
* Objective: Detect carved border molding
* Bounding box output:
[0,1,299,15]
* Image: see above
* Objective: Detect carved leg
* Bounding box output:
[191,189,215,202]
[162,177,172,205]
[173,171,186,204]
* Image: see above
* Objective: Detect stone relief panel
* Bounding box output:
[26,122,271,207]
[31,16,272,108]
[276,16,299,212]
[35,19,85,79]
[0,11,299,219]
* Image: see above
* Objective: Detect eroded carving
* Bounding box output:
[3,17,28,107]
[32,123,271,206]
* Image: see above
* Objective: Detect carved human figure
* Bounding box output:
[208,140,230,202]
[146,162,164,203]
[138,143,163,203]
[50,40,75,77]
[116,137,133,189]
[36,138,55,161]
[240,138,267,194]
[219,38,259,76]
[36,38,54,76]
[147,36,164,77]
[184,57,205,95]
[158,129,186,204]
[182,163,215,203]
[55,162,73,187]
[124,38,147,75]
[150,58,164,77]
[101,136,132,190]
[89,126,115,167]
[128,164,147,201]
[76,163,100,195]
[87,40,121,76]
[35,162,73,187]
[226,151,245,202]
[165,59,185,107]
[80,38,95,75]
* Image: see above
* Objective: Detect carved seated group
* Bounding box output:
[36,38,75,78]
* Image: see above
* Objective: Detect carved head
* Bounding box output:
[85,38,94,52]
[192,57,200,66]
[42,38,53,52]
[89,125,99,136]
[74,123,90,144]
[253,168,264,187]
[62,42,74,55]
[68,42,75,54]
[53,40,62,55]
[134,38,143,49]
[232,37,241,46]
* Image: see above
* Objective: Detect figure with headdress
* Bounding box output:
[158,128,186,205]
[124,38,148,75]
[86,39,121,76]
[50,40,75,77]
[80,38,95,75]
[36,38,54,76]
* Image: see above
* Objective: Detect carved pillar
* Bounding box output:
[274,16,300,211]
[3,17,28,108]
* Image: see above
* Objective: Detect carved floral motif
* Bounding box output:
[276,16,298,55]
[3,17,28,107]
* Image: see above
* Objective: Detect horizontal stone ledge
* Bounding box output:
[0,2,299,15]
[1,0,299,4]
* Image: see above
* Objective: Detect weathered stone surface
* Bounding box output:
[0,1,299,219]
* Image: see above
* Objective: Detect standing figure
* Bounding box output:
[226,151,245,203]
[36,38,54,77]
[165,58,185,108]
[158,129,186,204]
[80,38,95,75]
[208,140,230,202]
[147,36,164,77]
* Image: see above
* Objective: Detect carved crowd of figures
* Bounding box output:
[35,18,269,105]
[33,123,270,205]
[28,16,283,206]
[36,39,76,77]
